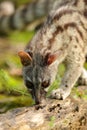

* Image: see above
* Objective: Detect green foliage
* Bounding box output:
[72,87,87,100]
[9,30,35,43]
[0,69,34,113]
[0,0,32,7]
[47,63,65,97]
[8,55,22,68]
[14,0,31,6]
[0,69,28,95]
[47,77,60,97]
[84,62,87,69]
[0,94,33,113]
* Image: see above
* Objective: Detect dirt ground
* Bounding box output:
[0,88,87,130]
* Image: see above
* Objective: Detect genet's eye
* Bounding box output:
[42,80,49,88]
[25,81,33,89]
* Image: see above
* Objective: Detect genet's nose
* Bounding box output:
[35,98,40,104]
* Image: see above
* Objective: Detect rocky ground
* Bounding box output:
[0,89,87,130]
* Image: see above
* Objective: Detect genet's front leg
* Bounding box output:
[50,50,85,100]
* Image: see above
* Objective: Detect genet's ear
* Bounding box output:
[46,50,62,65]
[18,51,32,66]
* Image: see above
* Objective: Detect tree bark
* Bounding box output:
[0,93,87,130]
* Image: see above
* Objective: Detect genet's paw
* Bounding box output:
[50,88,71,100]
[78,77,87,85]
[78,68,87,85]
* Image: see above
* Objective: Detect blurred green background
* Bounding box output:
[0,0,87,113]
[0,0,35,113]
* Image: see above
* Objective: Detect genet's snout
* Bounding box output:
[34,91,41,104]
[32,88,41,104]
[32,87,46,104]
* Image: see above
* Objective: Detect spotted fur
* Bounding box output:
[18,0,87,104]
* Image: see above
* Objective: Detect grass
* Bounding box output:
[0,69,34,113]
[0,69,28,95]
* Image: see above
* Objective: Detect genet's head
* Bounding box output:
[18,50,61,104]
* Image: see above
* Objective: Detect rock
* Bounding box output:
[0,95,87,130]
